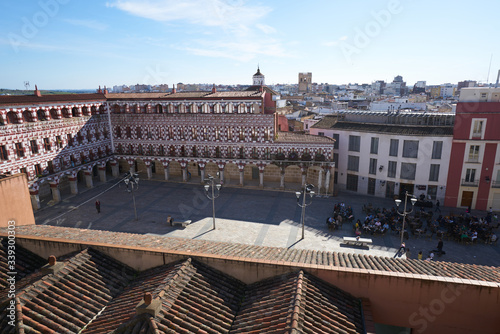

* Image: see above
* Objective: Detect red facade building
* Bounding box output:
[445,87,500,210]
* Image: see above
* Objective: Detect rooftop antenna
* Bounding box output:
[24,81,30,90]
[487,54,493,85]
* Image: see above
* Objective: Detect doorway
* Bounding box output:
[461,191,474,207]
[399,183,414,199]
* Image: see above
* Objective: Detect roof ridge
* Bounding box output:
[290,270,305,331]
[155,258,194,310]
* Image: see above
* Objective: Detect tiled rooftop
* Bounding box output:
[313,119,454,136]
[275,131,336,144]
[0,248,136,334]
[3,225,500,284]
[0,93,106,106]
[0,238,46,290]
[232,270,364,333]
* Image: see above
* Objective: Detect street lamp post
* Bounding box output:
[394,191,417,245]
[296,184,315,239]
[204,174,221,230]
[124,172,140,220]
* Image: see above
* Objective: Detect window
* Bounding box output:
[43,138,51,151]
[34,164,42,176]
[346,174,358,192]
[468,145,480,162]
[318,132,325,136]
[228,127,233,141]
[387,161,397,178]
[116,126,122,138]
[126,126,132,138]
[239,129,244,141]
[216,128,221,141]
[56,136,62,148]
[333,153,339,167]
[400,162,417,180]
[333,134,339,149]
[369,158,377,175]
[472,120,483,138]
[402,140,419,158]
[389,139,399,157]
[429,164,440,182]
[431,141,443,159]
[30,140,38,154]
[347,155,359,172]
[15,143,24,158]
[465,168,476,182]
[348,135,360,152]
[136,127,142,139]
[67,134,73,146]
[370,137,379,154]
[0,145,8,160]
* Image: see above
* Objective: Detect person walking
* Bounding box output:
[95,200,101,214]
[435,200,441,213]
[437,238,444,256]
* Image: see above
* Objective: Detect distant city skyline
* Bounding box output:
[1,0,500,90]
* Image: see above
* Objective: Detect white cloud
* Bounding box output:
[256,23,276,34]
[107,0,271,29]
[107,0,286,62]
[64,19,108,31]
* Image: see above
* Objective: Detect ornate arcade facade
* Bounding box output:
[0,72,336,211]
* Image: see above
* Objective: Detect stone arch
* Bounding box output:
[156,104,163,113]
[82,106,90,116]
[113,104,121,114]
[243,163,260,186]
[91,106,98,115]
[223,162,239,186]
[37,109,47,121]
[71,107,79,117]
[306,165,322,189]
[22,110,32,122]
[62,107,70,118]
[49,108,58,120]
[263,163,281,183]
[284,164,302,189]
[6,111,17,124]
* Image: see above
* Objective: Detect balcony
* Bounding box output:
[492,180,500,188]
[461,178,479,187]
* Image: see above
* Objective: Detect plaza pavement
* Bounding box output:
[33,176,500,267]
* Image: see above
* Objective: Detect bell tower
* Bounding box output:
[253,66,265,86]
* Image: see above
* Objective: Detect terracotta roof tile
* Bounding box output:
[0,238,46,291]
[0,93,106,106]
[2,226,500,284]
[0,248,135,334]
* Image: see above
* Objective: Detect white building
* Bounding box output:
[310,112,454,201]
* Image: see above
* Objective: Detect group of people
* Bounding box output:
[326,203,353,230]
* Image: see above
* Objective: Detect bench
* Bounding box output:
[172,220,192,228]
[343,236,373,247]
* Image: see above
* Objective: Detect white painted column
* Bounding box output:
[30,191,41,211]
[50,183,61,203]
[280,170,285,189]
[98,166,107,183]
[164,164,170,181]
[69,177,78,195]
[218,169,224,183]
[259,170,264,188]
[200,168,205,183]
[324,168,331,196]
[146,164,152,179]
[317,168,323,193]
[239,169,244,186]
[111,161,119,177]
[85,171,93,188]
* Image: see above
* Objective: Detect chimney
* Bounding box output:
[42,255,64,274]
[34,85,42,97]
[172,84,176,94]
[212,83,217,93]
[136,292,161,317]
[103,86,108,94]
[97,85,102,94]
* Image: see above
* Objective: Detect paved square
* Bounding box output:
[34,177,500,266]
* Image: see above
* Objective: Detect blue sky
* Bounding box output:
[1,0,500,90]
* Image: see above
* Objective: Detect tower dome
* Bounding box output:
[252,66,265,86]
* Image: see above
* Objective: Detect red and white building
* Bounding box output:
[444,87,500,210]
[0,71,336,210]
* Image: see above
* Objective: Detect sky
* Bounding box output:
[1,0,500,90]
